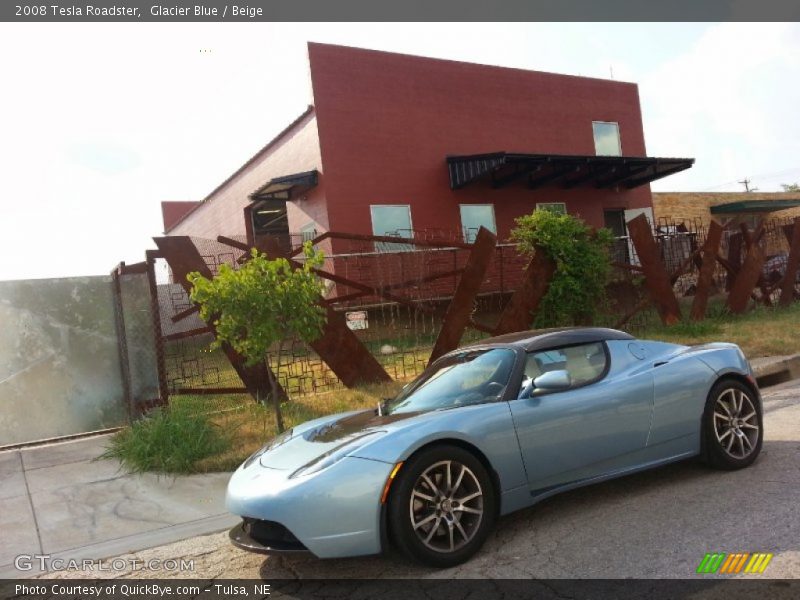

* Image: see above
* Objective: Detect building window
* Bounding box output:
[592,121,622,156]
[370,205,413,252]
[459,204,496,242]
[536,202,567,215]
[300,222,317,243]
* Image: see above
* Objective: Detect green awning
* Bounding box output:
[711,199,800,214]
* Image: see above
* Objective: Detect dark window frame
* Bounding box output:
[520,341,612,397]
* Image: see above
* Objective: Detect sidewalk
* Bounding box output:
[0,434,237,578]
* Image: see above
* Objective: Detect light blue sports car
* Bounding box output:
[226,327,763,567]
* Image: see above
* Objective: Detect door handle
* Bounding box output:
[654,361,668,368]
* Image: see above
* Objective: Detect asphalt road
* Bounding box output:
[46,380,800,580]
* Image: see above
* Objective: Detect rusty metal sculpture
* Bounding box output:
[428,227,497,364]
[493,248,556,335]
[626,214,681,325]
[727,242,766,314]
[690,221,723,321]
[780,218,800,307]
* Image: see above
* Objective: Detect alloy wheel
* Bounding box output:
[713,387,759,459]
[409,460,484,553]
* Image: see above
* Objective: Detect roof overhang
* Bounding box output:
[710,199,800,214]
[446,152,694,191]
[250,170,318,202]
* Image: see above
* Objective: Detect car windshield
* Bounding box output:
[384,348,516,415]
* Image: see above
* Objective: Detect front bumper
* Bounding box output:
[229,519,310,555]
[225,455,394,559]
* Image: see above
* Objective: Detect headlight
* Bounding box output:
[242,428,294,468]
[289,432,382,479]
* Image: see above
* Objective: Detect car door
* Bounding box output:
[507,341,654,494]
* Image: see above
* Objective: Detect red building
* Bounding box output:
[163,43,693,251]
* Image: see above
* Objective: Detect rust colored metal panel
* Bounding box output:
[244,204,255,247]
[780,218,800,307]
[218,235,250,251]
[171,304,200,324]
[313,306,392,386]
[726,232,743,291]
[493,249,556,335]
[287,231,473,257]
[690,221,723,321]
[784,223,795,244]
[428,227,497,365]
[727,244,766,314]
[163,326,214,342]
[152,237,278,401]
[626,214,681,325]
[174,387,249,396]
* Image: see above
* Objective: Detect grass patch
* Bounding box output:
[105,381,405,475]
[637,300,800,358]
[101,402,231,474]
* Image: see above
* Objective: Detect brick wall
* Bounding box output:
[652,192,800,226]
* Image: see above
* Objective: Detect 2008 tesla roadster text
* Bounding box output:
[226,327,763,567]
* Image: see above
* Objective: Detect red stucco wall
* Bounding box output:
[309,43,653,247]
[161,201,201,233]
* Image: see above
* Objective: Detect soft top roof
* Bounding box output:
[462,327,634,353]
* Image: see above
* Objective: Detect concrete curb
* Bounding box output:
[751,354,800,388]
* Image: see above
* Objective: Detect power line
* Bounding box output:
[700,166,800,191]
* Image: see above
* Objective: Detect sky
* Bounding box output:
[0,22,799,281]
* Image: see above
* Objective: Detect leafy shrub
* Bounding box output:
[188,242,328,432]
[511,209,614,327]
[102,404,230,474]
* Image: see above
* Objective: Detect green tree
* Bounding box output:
[510,209,614,327]
[781,183,800,192]
[188,242,327,432]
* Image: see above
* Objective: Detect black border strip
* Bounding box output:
[2,0,800,23]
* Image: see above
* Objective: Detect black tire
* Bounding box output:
[388,444,496,568]
[702,378,763,470]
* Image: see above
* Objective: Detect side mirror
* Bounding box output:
[518,377,534,399]
[533,370,572,391]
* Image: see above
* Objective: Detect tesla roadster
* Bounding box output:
[226,327,763,567]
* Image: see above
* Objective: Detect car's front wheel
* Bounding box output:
[388,444,496,568]
[702,379,763,470]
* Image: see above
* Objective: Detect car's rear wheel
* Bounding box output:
[702,379,763,470]
[388,445,496,568]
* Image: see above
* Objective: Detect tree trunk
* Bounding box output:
[268,347,286,433]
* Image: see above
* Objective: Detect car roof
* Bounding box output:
[459,327,635,353]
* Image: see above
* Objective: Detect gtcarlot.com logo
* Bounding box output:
[696,552,773,574]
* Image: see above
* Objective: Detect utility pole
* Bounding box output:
[738,177,758,193]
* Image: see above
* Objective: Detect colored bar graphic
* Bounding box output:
[696,553,713,573]
[719,553,737,573]
[700,552,774,574]
[758,554,773,573]
[697,553,727,573]
[733,553,749,573]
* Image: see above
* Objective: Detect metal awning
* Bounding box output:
[250,170,318,201]
[711,199,800,214]
[446,152,694,191]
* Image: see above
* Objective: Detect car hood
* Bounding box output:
[258,408,423,470]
